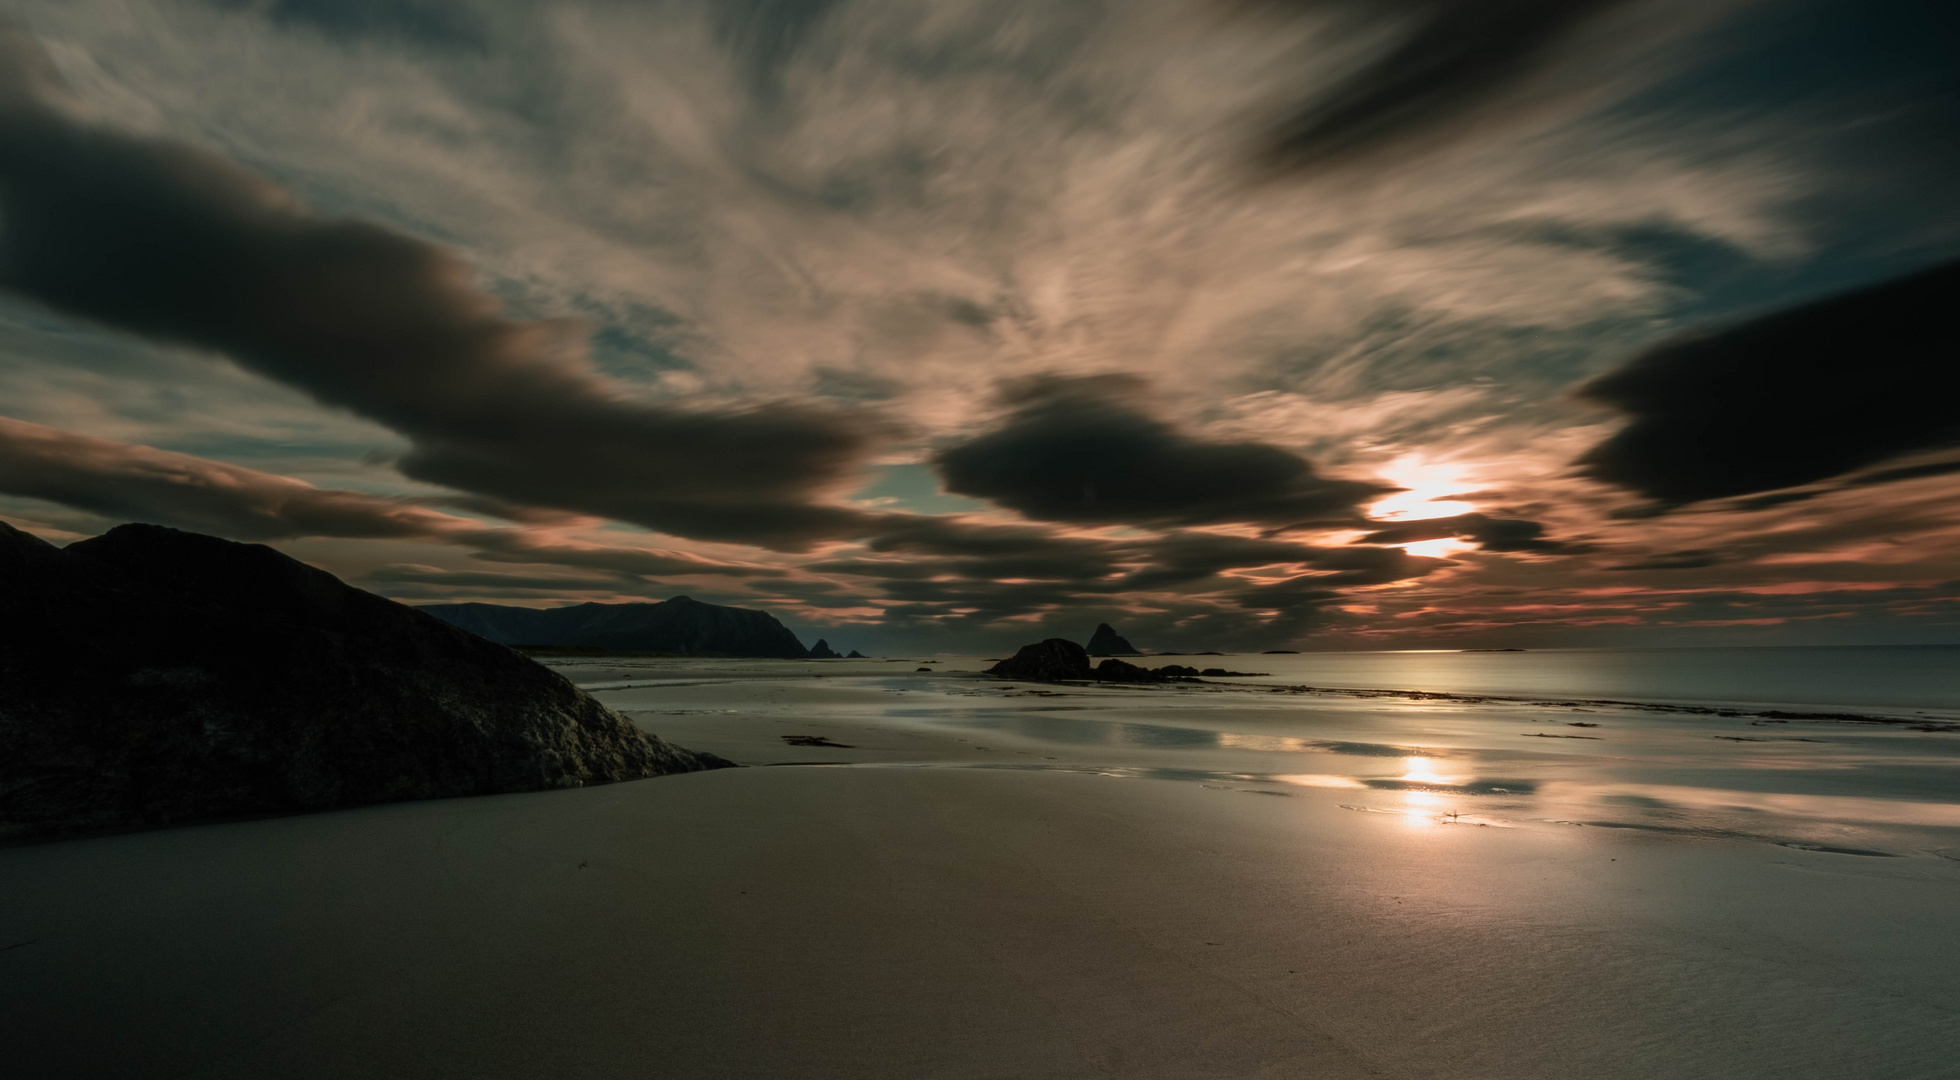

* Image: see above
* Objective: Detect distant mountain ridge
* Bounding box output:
[421,597,811,658]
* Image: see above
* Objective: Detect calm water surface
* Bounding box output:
[573,646,1960,860]
[1220,645,1960,711]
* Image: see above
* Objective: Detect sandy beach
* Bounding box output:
[3,659,1958,1079]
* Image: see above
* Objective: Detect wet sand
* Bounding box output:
[2,660,1957,1078]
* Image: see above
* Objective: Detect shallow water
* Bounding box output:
[555,643,1960,711]
[578,655,1960,865]
[1210,644,1960,712]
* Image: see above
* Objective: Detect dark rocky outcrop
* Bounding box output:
[846,649,867,658]
[988,640,1218,684]
[987,639,1093,681]
[0,522,729,843]
[1092,658,1165,683]
[420,597,809,658]
[808,639,841,659]
[1086,623,1141,656]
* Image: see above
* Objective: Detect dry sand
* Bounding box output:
[2,661,1956,1078]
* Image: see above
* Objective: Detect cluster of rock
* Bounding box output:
[805,640,870,659]
[0,523,730,842]
[986,640,1262,683]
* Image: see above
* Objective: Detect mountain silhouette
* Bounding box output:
[422,598,810,658]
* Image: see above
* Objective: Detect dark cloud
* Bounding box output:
[1254,0,1655,167]
[1353,512,1569,552]
[0,416,460,541]
[207,0,490,50]
[1121,532,1435,589]
[0,34,885,550]
[934,375,1387,529]
[1576,258,1960,505]
[1845,459,1960,488]
[804,515,1440,644]
[359,564,625,593]
[0,416,784,581]
[466,532,781,579]
[1604,548,1720,571]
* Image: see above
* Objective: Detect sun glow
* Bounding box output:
[1367,455,1478,522]
[1399,537,1477,559]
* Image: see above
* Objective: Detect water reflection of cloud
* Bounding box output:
[1547,782,1960,827]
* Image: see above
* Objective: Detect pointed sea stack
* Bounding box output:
[846,650,868,658]
[0,522,729,842]
[808,639,841,659]
[1086,623,1141,656]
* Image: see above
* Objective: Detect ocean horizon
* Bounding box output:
[869,643,1960,715]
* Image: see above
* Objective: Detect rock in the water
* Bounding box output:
[846,649,867,658]
[0,522,729,842]
[987,639,1093,681]
[1092,658,1165,683]
[420,597,810,658]
[808,639,841,659]
[1085,622,1141,656]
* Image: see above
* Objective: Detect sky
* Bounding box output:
[0,0,1957,655]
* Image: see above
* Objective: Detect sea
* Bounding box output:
[1155,644,1960,715]
[571,643,1960,860]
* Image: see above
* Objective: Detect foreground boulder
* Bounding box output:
[987,639,1093,681]
[0,523,729,842]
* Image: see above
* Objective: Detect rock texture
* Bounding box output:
[1091,658,1164,683]
[987,639,1094,681]
[1085,623,1141,656]
[808,639,841,659]
[420,597,810,658]
[0,522,729,842]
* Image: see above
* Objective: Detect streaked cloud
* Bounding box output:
[0,0,1953,650]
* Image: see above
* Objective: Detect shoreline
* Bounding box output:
[5,658,1956,1077]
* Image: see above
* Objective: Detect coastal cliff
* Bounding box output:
[421,597,811,658]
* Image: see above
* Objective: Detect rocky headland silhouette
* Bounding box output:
[422,597,813,658]
[0,522,728,842]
